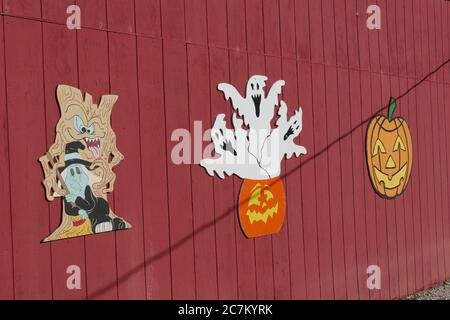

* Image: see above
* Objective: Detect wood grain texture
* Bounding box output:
[0,0,449,300]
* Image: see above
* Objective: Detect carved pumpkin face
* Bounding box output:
[366,98,413,199]
[239,177,285,238]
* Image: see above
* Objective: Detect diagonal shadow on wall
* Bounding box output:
[88,58,450,300]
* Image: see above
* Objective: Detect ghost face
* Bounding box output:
[65,164,89,197]
[246,76,267,118]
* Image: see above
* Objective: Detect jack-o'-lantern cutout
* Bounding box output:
[201,76,307,238]
[239,178,286,238]
[366,97,413,199]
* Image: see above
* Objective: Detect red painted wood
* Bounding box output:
[266,55,292,300]
[406,0,424,293]
[227,0,257,300]
[347,0,369,300]
[370,71,390,299]
[208,1,239,300]
[297,60,320,300]
[395,0,414,297]
[282,57,306,300]
[309,0,333,300]
[107,0,147,299]
[0,0,14,300]
[76,0,119,300]
[1,0,450,301]
[185,0,219,300]
[264,0,291,300]
[4,11,53,299]
[135,0,171,300]
[41,0,87,300]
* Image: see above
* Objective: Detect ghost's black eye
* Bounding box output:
[257,84,260,90]
[76,167,81,175]
[70,169,75,177]
[251,84,254,90]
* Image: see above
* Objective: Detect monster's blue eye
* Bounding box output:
[73,116,87,134]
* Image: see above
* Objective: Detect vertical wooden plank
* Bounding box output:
[406,0,424,292]
[358,0,380,300]
[335,0,359,299]
[263,0,292,300]
[4,5,53,298]
[347,0,369,300]
[3,0,40,18]
[395,0,416,297]
[135,2,172,298]
[439,0,450,280]
[266,55,292,300]
[187,45,219,299]
[207,0,238,300]
[377,0,399,300]
[279,0,296,60]
[294,0,320,299]
[41,0,87,300]
[209,48,239,299]
[281,0,306,300]
[227,0,257,300]
[369,70,391,299]
[0,0,14,300]
[308,0,333,300]
[323,0,347,300]
[388,0,408,299]
[227,0,247,51]
[245,0,275,300]
[106,0,146,299]
[263,0,280,57]
[432,0,446,285]
[135,0,161,38]
[413,0,431,289]
[76,0,118,300]
[444,82,450,281]
[161,0,196,299]
[297,59,320,300]
[420,0,439,288]
[282,59,307,300]
[245,0,264,55]
[295,0,311,61]
[185,0,219,300]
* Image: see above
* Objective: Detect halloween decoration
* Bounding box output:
[239,177,286,238]
[366,97,413,199]
[201,76,307,238]
[39,85,131,242]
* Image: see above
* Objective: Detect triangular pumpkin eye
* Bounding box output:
[372,139,386,156]
[393,136,406,151]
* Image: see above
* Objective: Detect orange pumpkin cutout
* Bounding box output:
[366,97,413,199]
[239,177,286,238]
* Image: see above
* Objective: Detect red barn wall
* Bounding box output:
[1,0,450,300]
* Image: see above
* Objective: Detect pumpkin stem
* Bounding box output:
[388,97,397,122]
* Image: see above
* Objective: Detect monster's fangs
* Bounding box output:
[85,138,101,159]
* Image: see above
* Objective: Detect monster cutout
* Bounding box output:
[366,97,413,199]
[201,76,307,238]
[39,85,131,242]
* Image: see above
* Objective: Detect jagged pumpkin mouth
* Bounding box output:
[373,163,407,190]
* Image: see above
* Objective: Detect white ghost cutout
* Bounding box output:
[201,76,307,180]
